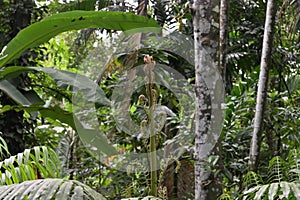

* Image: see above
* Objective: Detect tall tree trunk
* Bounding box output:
[249,0,277,172]
[192,0,223,199]
[219,0,229,79]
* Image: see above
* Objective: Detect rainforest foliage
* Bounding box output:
[0,0,299,199]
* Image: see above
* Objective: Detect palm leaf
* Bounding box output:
[0,135,10,160]
[253,185,269,200]
[242,171,263,189]
[287,149,300,181]
[268,183,279,200]
[267,156,287,183]
[0,178,106,199]
[242,150,300,199]
[0,146,62,186]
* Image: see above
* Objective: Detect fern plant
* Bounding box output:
[241,149,300,199]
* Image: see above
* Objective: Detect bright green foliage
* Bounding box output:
[0,135,10,160]
[0,146,61,186]
[241,150,300,199]
[122,197,162,200]
[0,145,106,198]
[0,0,299,199]
[0,178,106,199]
[0,10,159,68]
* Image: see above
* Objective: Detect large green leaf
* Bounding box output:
[0,66,117,156]
[33,67,110,105]
[0,11,159,68]
[57,0,110,12]
[0,178,106,199]
[0,66,110,105]
[1,105,117,156]
[0,80,32,106]
[0,66,33,81]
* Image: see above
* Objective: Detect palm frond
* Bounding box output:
[287,149,300,182]
[280,0,300,34]
[0,146,62,185]
[242,171,263,190]
[242,150,300,199]
[242,181,300,199]
[267,156,287,183]
[0,178,106,199]
[153,0,169,26]
[0,133,10,160]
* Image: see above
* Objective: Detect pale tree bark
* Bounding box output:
[219,0,229,79]
[192,0,224,199]
[249,0,277,172]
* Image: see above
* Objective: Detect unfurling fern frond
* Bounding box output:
[0,146,62,186]
[0,178,106,199]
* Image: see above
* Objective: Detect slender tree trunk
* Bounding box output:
[249,0,277,172]
[219,0,229,79]
[192,0,222,199]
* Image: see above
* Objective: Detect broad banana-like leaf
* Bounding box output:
[0,66,117,156]
[0,66,110,105]
[0,80,32,106]
[0,11,159,68]
[1,105,117,156]
[0,178,106,199]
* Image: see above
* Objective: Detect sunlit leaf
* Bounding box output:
[0,11,159,67]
